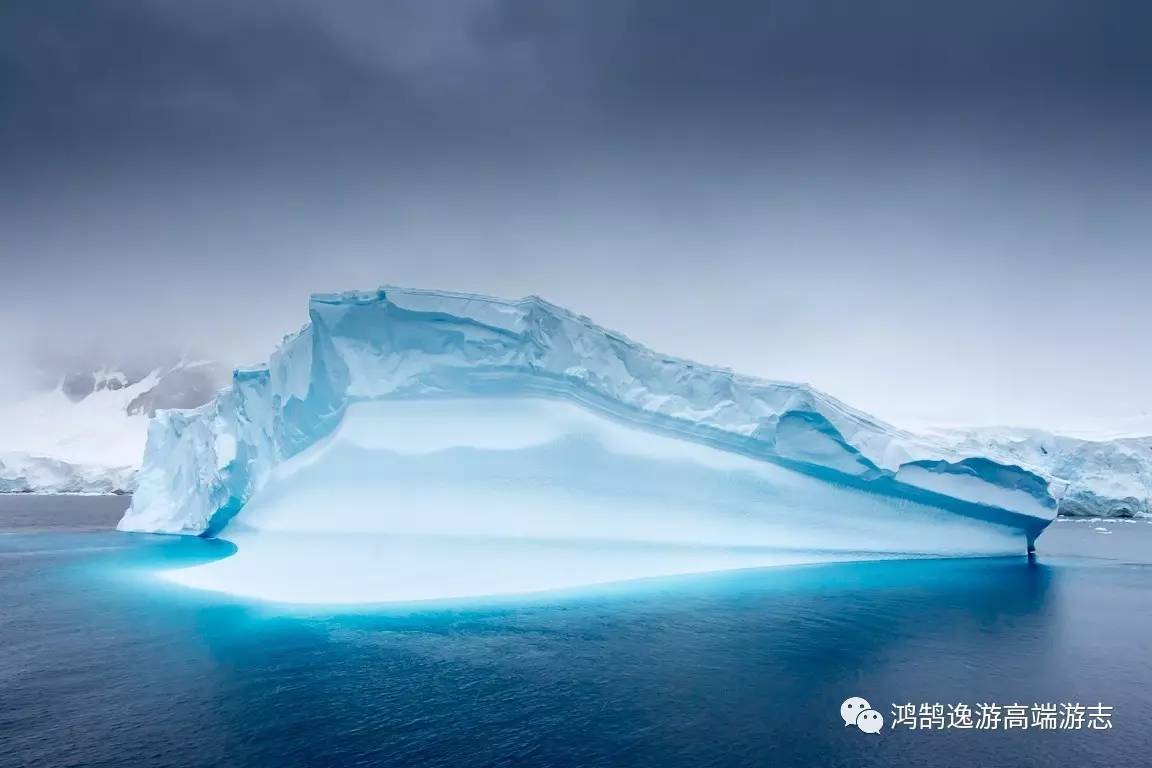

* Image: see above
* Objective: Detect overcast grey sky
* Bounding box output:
[2,1,1150,431]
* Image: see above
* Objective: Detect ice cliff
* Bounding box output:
[931,427,1152,519]
[114,286,1055,582]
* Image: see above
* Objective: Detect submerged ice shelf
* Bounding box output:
[121,287,1058,603]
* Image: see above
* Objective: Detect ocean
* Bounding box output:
[1,495,1148,767]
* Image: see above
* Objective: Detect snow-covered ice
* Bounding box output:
[0,362,224,494]
[927,426,1152,519]
[0,453,136,495]
[163,398,1034,603]
[122,287,1062,603]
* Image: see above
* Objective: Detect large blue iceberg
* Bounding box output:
[120,288,1057,603]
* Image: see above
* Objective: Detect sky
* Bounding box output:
[2,1,1150,433]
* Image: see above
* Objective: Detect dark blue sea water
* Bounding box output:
[1,496,1149,768]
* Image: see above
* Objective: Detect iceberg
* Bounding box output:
[120,288,1058,603]
[929,427,1152,519]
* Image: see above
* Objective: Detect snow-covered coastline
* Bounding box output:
[0,361,225,497]
[0,453,135,494]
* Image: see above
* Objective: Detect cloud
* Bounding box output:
[289,1,537,95]
[1,0,1150,429]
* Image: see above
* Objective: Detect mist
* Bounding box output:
[2,0,1150,431]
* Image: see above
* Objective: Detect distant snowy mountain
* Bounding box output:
[0,361,225,493]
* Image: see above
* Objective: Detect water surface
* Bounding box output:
[1,497,1148,767]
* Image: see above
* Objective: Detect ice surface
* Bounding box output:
[929,427,1152,519]
[162,398,1028,603]
[121,288,1059,602]
[162,535,912,604]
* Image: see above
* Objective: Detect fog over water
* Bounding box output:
[2,1,1150,432]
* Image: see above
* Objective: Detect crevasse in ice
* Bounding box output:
[119,288,1058,603]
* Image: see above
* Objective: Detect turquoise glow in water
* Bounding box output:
[1,497,1149,768]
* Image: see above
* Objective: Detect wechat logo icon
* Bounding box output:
[841,696,884,734]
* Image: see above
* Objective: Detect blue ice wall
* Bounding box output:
[120,287,1057,545]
